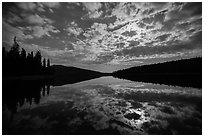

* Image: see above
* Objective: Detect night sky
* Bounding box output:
[2,2,202,72]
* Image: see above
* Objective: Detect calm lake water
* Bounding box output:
[3,76,202,135]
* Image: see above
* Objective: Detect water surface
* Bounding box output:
[3,76,202,135]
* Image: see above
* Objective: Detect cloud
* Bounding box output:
[156,34,171,42]
[128,41,140,47]
[64,21,83,36]
[25,14,54,25]
[111,3,138,21]
[3,5,60,41]
[16,2,37,11]
[82,2,103,19]
[36,3,46,12]
[17,2,60,13]
[164,4,185,22]
[107,55,144,65]
[4,12,23,24]
[182,2,202,16]
[121,31,137,37]
[82,22,113,53]
[83,2,102,12]
[66,2,81,9]
[109,3,169,23]
[162,3,201,33]
[108,21,129,32]
[2,20,33,44]
[32,26,51,38]
[41,2,61,9]
[29,25,60,38]
[16,24,60,39]
[91,22,108,34]
[65,27,83,36]
[89,10,103,18]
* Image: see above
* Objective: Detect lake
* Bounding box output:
[2,76,202,135]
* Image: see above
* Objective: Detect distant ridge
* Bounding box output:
[112,57,202,88]
[49,65,109,86]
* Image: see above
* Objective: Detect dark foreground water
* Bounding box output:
[3,76,202,135]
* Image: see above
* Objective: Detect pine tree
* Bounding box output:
[47,59,50,67]
[9,36,20,59]
[43,58,46,68]
[35,51,42,67]
[3,47,6,59]
[21,48,26,59]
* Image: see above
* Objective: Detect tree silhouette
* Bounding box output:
[43,58,46,69]
[21,48,26,59]
[47,59,50,67]
[2,47,6,59]
[35,51,42,65]
[2,36,53,77]
[9,36,20,59]
[2,47,7,76]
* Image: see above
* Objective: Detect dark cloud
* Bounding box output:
[142,10,166,25]
[191,18,202,26]
[182,2,202,16]
[186,29,196,35]
[156,34,171,42]
[138,22,146,28]
[142,8,155,15]
[2,2,17,13]
[107,22,129,32]
[175,22,191,30]
[188,31,202,45]
[146,25,155,30]
[96,54,115,64]
[161,3,201,32]
[128,41,140,47]
[121,31,137,37]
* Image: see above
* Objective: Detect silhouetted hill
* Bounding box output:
[112,57,202,88]
[49,65,108,86]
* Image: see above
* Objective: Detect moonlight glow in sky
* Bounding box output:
[2,2,202,72]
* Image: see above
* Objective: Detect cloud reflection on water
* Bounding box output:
[3,76,202,135]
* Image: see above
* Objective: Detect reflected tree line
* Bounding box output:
[3,80,51,113]
[3,37,52,76]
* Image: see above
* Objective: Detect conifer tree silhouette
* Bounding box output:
[43,58,46,69]
[3,36,53,76]
[47,59,50,67]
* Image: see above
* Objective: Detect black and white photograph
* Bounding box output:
[2,2,202,135]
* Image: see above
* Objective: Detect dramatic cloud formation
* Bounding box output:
[2,2,202,72]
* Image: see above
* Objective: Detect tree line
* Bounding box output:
[112,57,202,88]
[3,37,52,76]
[113,57,202,75]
